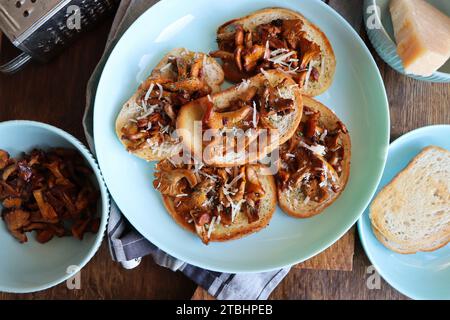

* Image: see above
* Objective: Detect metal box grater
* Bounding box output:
[0,0,119,73]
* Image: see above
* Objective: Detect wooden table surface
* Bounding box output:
[0,9,449,300]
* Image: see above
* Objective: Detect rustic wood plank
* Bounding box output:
[191,229,355,300]
[294,228,355,271]
[328,0,364,32]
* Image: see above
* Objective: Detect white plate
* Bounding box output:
[94,0,389,273]
[358,125,450,300]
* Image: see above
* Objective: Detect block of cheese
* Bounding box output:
[390,0,450,76]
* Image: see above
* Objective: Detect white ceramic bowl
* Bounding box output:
[364,0,450,82]
[0,121,109,293]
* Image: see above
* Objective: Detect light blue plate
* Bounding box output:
[0,121,109,293]
[94,0,390,273]
[364,0,450,82]
[358,125,450,300]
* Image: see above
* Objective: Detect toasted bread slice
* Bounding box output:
[116,48,224,161]
[154,161,277,244]
[370,146,450,254]
[215,7,336,96]
[176,69,303,167]
[373,223,450,254]
[277,96,351,218]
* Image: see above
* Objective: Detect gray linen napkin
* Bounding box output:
[83,0,362,300]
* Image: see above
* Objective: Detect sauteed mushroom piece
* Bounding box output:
[154,168,198,197]
[243,45,266,72]
[210,50,235,61]
[0,150,9,170]
[203,103,253,129]
[3,209,30,243]
[0,148,100,243]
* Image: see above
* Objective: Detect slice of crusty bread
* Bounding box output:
[370,146,450,254]
[278,96,351,218]
[115,48,224,162]
[217,7,336,97]
[161,165,277,242]
[176,69,303,167]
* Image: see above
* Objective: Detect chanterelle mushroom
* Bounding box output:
[3,209,30,243]
[203,101,252,129]
[0,150,9,170]
[154,167,198,197]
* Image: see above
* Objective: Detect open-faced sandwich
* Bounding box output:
[176,69,303,167]
[211,8,336,96]
[116,48,224,161]
[277,96,351,218]
[153,159,276,244]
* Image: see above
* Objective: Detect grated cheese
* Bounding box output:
[176,193,188,197]
[320,129,328,141]
[202,197,214,207]
[141,100,148,113]
[224,193,246,222]
[330,146,341,152]
[156,83,164,100]
[286,153,296,158]
[144,83,155,101]
[269,51,296,66]
[225,172,244,190]
[299,141,326,156]
[270,48,290,56]
[303,196,310,205]
[160,124,171,134]
[137,104,160,119]
[237,79,251,91]
[260,68,271,81]
[304,60,318,90]
[160,62,172,72]
[264,40,271,60]
[167,157,179,167]
[252,101,257,128]
[207,216,217,239]
[200,171,218,182]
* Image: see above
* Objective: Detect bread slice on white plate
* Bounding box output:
[370,146,450,254]
[213,7,336,96]
[116,48,224,161]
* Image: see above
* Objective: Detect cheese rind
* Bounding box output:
[390,0,450,76]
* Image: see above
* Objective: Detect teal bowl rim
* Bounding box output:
[357,124,450,300]
[364,0,450,82]
[0,120,110,294]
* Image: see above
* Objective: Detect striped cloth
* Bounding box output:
[84,0,362,300]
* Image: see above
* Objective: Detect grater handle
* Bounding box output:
[0,31,32,74]
[0,52,32,74]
